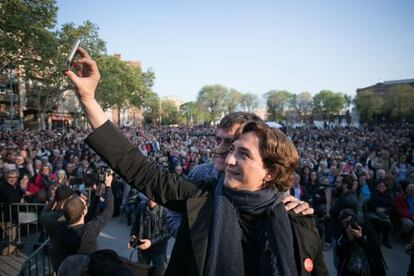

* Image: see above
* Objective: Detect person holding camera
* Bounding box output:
[336,208,387,276]
[54,171,114,270]
[366,181,393,248]
[39,185,74,271]
[128,198,174,274]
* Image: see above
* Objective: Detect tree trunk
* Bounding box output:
[118,107,121,127]
[39,112,46,130]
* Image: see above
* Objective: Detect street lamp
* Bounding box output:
[8,67,15,128]
[159,99,162,126]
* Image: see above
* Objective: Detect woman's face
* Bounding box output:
[224,132,272,191]
[310,172,317,181]
[20,176,29,190]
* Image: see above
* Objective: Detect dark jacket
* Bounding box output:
[86,120,328,276]
[330,191,359,239]
[130,202,174,256]
[0,181,22,204]
[336,223,387,276]
[55,188,114,269]
[39,209,67,271]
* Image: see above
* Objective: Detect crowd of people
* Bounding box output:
[1,119,413,274]
[0,47,413,275]
[1,116,414,273]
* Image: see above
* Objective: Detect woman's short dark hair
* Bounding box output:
[240,121,299,191]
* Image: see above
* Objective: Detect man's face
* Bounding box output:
[214,124,242,172]
[406,184,414,197]
[15,156,25,166]
[6,172,18,186]
[66,163,74,174]
[42,166,50,175]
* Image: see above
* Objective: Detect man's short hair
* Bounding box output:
[55,185,74,202]
[218,112,263,130]
[63,195,85,224]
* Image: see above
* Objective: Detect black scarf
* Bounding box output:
[205,176,297,276]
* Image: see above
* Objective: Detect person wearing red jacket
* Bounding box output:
[29,165,57,196]
[394,184,414,235]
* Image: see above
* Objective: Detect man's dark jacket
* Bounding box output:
[52,189,113,269]
[86,121,328,276]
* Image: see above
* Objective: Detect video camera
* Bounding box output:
[129,236,144,248]
[346,216,360,230]
[98,167,114,183]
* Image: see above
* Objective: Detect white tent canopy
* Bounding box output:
[265,121,283,129]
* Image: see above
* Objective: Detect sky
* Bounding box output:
[56,0,414,103]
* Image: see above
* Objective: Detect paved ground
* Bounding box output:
[98,216,411,275]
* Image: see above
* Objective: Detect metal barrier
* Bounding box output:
[0,203,46,250]
[19,238,53,276]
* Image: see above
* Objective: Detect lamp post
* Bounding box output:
[7,67,15,129]
[159,99,162,126]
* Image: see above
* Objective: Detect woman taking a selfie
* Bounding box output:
[64,47,327,276]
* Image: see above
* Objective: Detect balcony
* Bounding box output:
[0,93,18,102]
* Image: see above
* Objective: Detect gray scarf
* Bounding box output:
[205,176,297,276]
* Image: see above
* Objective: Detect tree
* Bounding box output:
[0,0,58,129]
[160,99,181,125]
[295,92,313,123]
[0,0,57,74]
[240,93,259,112]
[197,84,227,124]
[180,101,198,125]
[382,85,414,122]
[223,89,242,113]
[95,55,145,126]
[265,90,293,121]
[32,21,106,129]
[354,90,383,123]
[142,91,160,125]
[313,90,345,121]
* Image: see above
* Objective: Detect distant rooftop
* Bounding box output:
[381,78,414,85]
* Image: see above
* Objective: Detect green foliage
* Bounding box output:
[56,20,106,58]
[354,90,383,123]
[223,89,242,113]
[142,91,160,125]
[313,90,345,121]
[197,84,227,124]
[295,91,313,122]
[240,93,259,112]
[382,85,414,122]
[160,99,181,125]
[265,90,293,121]
[95,55,140,111]
[180,101,198,125]
[0,0,58,74]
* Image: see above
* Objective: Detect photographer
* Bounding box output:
[39,185,74,271]
[336,209,387,276]
[366,181,393,248]
[55,171,114,269]
[128,198,174,274]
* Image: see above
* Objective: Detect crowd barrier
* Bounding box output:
[0,202,46,251]
[19,238,52,276]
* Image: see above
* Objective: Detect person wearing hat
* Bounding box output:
[40,185,74,271]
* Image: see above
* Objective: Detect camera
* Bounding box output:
[346,216,360,230]
[98,167,114,183]
[129,236,144,247]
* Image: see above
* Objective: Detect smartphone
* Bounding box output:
[65,39,81,71]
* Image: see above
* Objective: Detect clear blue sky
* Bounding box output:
[56,0,414,103]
